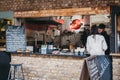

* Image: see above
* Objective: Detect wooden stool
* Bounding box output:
[8,63,24,80]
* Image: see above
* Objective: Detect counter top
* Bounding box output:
[110,53,120,57]
[11,53,88,60]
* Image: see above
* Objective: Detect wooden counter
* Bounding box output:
[11,52,87,60]
[110,53,120,57]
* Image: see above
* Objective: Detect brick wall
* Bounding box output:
[11,54,84,80]
[0,0,120,11]
[112,56,120,80]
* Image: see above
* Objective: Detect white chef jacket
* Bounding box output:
[86,34,108,55]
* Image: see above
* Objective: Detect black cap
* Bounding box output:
[98,23,106,29]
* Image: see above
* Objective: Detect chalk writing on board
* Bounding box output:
[86,56,100,80]
[100,57,109,77]
[6,26,26,52]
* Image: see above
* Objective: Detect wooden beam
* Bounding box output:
[14,7,110,18]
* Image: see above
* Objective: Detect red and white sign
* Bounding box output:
[56,19,64,24]
[70,19,82,30]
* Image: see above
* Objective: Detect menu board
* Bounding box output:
[96,56,112,80]
[6,26,26,52]
[86,56,100,80]
[80,56,112,80]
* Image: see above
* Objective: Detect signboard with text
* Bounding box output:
[96,56,112,80]
[6,26,26,52]
[80,55,112,80]
[86,56,100,80]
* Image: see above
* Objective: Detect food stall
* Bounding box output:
[8,13,88,80]
[11,15,90,56]
[4,8,112,80]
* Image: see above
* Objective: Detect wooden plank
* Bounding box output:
[80,60,90,80]
[110,53,120,57]
[14,7,110,18]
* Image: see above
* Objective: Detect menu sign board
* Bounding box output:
[6,26,26,52]
[96,56,112,80]
[86,56,100,80]
[80,56,100,80]
[80,56,112,80]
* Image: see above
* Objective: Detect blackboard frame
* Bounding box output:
[79,60,89,80]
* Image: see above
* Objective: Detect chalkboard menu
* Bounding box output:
[6,26,26,52]
[96,56,112,80]
[80,56,112,80]
[86,56,100,80]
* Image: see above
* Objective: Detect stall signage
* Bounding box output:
[6,26,26,52]
[80,56,112,80]
[86,56,100,80]
[96,56,112,80]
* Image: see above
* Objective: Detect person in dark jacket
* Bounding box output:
[0,52,11,80]
[81,24,90,47]
[98,23,110,55]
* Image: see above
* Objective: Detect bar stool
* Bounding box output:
[8,63,24,80]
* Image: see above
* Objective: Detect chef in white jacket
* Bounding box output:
[86,25,108,55]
